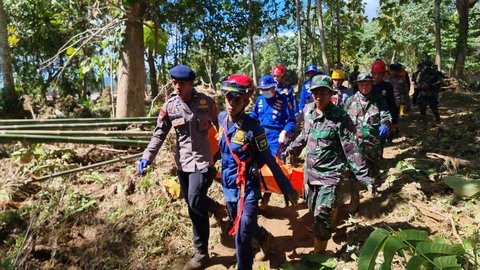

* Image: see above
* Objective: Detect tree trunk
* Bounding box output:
[316,0,330,74]
[295,0,303,91]
[248,0,258,86]
[116,2,146,118]
[272,0,284,64]
[434,0,442,70]
[454,0,478,79]
[335,0,341,66]
[0,0,17,113]
[305,0,315,61]
[147,48,158,98]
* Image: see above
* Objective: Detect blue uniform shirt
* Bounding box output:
[276,84,299,117]
[250,93,296,155]
[218,112,295,203]
[299,79,313,112]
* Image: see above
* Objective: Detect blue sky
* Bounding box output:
[364,0,379,20]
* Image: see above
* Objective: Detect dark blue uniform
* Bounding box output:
[299,79,313,112]
[218,111,295,270]
[250,94,296,156]
[275,83,299,117]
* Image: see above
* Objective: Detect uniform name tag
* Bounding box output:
[172,118,186,127]
[232,129,245,145]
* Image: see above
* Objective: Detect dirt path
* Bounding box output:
[203,93,470,269]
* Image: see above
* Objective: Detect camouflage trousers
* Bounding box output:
[418,91,440,120]
[305,183,336,241]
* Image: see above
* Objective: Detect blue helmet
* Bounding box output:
[305,64,317,73]
[258,75,277,90]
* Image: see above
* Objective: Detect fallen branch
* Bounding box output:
[426,152,479,168]
[449,216,463,243]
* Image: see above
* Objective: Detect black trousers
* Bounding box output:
[177,168,214,254]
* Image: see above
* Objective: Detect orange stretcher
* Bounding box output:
[210,125,304,195]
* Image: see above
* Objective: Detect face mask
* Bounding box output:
[262,90,274,99]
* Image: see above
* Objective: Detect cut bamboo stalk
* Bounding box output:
[0,121,155,130]
[30,152,143,182]
[0,130,152,137]
[0,117,157,125]
[0,134,150,147]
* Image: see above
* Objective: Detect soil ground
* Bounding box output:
[1,90,479,269]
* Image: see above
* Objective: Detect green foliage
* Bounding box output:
[280,253,337,270]
[443,175,480,198]
[358,228,468,270]
[143,22,168,54]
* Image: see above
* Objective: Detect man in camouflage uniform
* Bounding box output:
[416,57,442,122]
[286,75,375,253]
[345,73,392,176]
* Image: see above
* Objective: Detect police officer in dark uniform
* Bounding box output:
[218,74,298,270]
[138,65,218,270]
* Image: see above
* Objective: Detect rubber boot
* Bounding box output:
[399,104,406,118]
[314,238,328,253]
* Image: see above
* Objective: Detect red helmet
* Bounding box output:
[272,65,286,76]
[371,59,387,73]
[221,74,254,100]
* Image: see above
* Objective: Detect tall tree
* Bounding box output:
[0,0,17,113]
[295,0,303,89]
[454,0,478,79]
[116,1,147,118]
[247,0,258,86]
[316,0,330,74]
[434,0,442,69]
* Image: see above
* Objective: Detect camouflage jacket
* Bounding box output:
[344,91,391,161]
[287,103,372,187]
[417,67,442,92]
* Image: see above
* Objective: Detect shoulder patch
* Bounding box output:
[254,133,268,151]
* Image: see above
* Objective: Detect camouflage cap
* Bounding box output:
[356,72,373,82]
[310,75,336,92]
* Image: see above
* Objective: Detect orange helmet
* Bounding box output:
[371,59,387,73]
[272,65,286,76]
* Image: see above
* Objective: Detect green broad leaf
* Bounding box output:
[300,253,337,269]
[405,255,426,270]
[358,228,391,270]
[415,242,464,256]
[432,255,462,269]
[395,160,415,171]
[442,175,480,198]
[66,47,76,56]
[395,229,430,246]
[101,39,109,49]
[143,21,168,54]
[279,263,296,270]
[381,236,409,270]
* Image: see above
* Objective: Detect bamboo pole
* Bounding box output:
[0,117,157,125]
[0,134,150,147]
[0,121,155,130]
[30,152,143,182]
[0,130,152,137]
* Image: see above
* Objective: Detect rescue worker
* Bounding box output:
[412,63,423,107]
[272,65,299,117]
[371,59,398,142]
[250,75,296,157]
[331,69,354,108]
[416,58,442,122]
[138,65,219,270]
[299,64,318,112]
[345,73,392,176]
[348,65,360,90]
[218,74,298,270]
[286,75,375,253]
[250,74,296,210]
[388,63,410,118]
